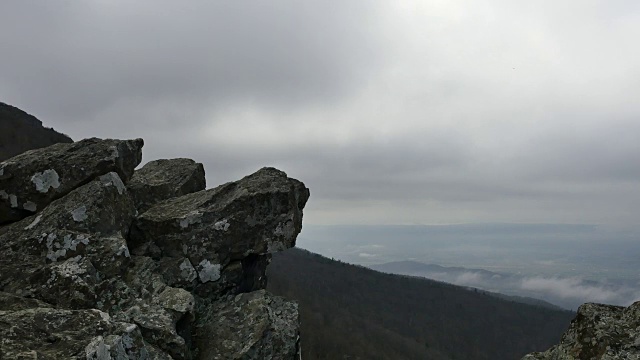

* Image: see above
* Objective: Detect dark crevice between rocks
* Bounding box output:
[0,207,32,226]
[239,254,270,293]
[176,312,194,358]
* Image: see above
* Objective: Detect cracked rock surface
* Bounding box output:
[0,137,308,359]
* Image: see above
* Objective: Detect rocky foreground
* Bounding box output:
[522,301,640,360]
[0,138,309,359]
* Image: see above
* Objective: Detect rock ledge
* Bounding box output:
[0,138,308,359]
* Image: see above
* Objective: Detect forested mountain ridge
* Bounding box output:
[268,248,575,360]
[0,102,72,162]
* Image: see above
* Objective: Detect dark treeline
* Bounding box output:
[0,102,72,162]
[267,248,574,360]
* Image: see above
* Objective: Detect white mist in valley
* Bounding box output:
[298,224,640,310]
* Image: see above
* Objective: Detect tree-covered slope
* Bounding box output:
[268,248,575,360]
[0,102,72,162]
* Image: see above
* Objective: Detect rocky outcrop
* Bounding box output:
[522,302,640,360]
[0,137,308,359]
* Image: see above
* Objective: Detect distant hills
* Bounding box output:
[0,102,72,162]
[268,248,575,360]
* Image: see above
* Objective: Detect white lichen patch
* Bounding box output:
[116,244,130,258]
[179,258,198,282]
[24,214,43,230]
[23,201,37,212]
[179,211,202,229]
[214,218,230,231]
[9,194,18,208]
[71,205,88,222]
[43,233,90,262]
[0,190,7,199]
[54,255,86,278]
[71,205,89,222]
[85,336,110,360]
[196,259,221,283]
[99,172,126,195]
[31,169,61,193]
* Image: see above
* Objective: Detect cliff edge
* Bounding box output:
[0,136,309,359]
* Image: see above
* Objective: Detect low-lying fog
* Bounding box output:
[297,224,640,310]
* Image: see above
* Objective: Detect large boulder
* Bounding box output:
[522,301,640,360]
[127,158,206,213]
[129,167,309,297]
[194,290,300,359]
[0,138,143,224]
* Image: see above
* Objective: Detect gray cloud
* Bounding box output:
[1,0,639,226]
[1,1,385,127]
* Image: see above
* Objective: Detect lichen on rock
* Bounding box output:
[0,136,308,359]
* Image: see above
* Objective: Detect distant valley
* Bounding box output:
[297,224,640,310]
[370,260,638,310]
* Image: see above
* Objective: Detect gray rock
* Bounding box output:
[128,158,206,213]
[0,292,150,359]
[522,301,640,360]
[0,138,143,224]
[0,172,136,308]
[0,134,307,360]
[129,167,309,293]
[194,290,301,360]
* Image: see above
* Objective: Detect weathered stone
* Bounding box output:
[0,137,143,224]
[0,292,150,359]
[129,167,309,290]
[128,158,206,213]
[1,130,307,359]
[87,255,198,359]
[522,301,640,360]
[0,172,136,308]
[194,290,301,359]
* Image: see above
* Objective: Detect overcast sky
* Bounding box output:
[1,1,639,227]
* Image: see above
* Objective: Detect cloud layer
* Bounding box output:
[2,0,639,226]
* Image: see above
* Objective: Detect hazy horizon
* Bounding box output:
[296,223,640,309]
